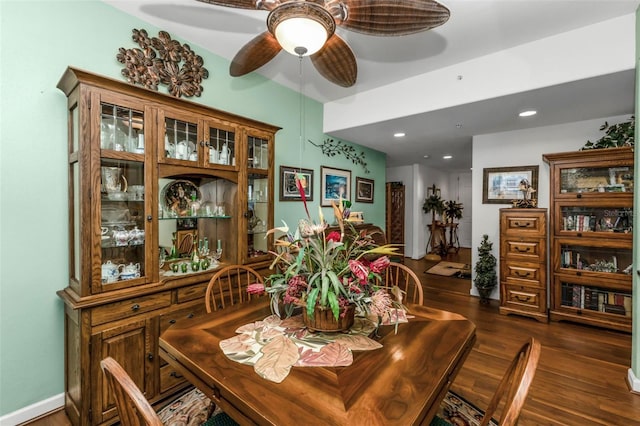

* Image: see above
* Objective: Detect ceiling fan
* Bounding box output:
[197,0,450,87]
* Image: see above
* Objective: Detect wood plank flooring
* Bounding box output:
[24,249,640,425]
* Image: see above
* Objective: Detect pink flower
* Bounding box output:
[369,256,390,273]
[349,260,369,284]
[326,231,341,242]
[246,283,265,295]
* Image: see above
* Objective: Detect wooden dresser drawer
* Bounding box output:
[501,262,546,287]
[501,210,546,235]
[502,239,545,261]
[176,281,209,304]
[91,292,172,326]
[503,284,544,311]
[160,363,187,393]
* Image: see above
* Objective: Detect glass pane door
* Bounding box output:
[100,159,147,288]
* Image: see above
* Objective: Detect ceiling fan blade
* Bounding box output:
[310,35,357,87]
[230,31,282,76]
[196,0,261,10]
[339,0,450,35]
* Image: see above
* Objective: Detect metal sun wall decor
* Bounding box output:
[309,138,370,174]
[117,29,209,98]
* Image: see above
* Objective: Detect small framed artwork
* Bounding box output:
[321,166,351,206]
[355,177,374,203]
[279,166,313,201]
[482,165,539,204]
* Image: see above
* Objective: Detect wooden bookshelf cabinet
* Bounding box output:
[543,147,633,332]
[56,67,279,425]
[499,208,548,322]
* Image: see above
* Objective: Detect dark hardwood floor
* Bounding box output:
[25,249,640,425]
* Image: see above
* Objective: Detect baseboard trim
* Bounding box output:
[0,393,64,426]
[628,368,640,393]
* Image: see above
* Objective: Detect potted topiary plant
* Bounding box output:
[422,187,445,260]
[474,234,497,304]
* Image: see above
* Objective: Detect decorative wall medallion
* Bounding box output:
[117,29,209,98]
[309,138,370,174]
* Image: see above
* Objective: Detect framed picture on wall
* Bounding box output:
[279,166,313,201]
[355,177,374,203]
[321,166,351,206]
[482,165,539,204]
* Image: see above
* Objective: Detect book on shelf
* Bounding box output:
[560,283,630,316]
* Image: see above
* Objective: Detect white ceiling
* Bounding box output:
[104,0,639,170]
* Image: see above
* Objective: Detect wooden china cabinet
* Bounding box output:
[543,147,633,332]
[56,67,278,425]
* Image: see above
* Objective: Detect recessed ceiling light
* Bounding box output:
[394,132,405,138]
[423,154,430,159]
[519,110,537,117]
[443,155,452,159]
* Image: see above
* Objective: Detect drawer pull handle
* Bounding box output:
[513,222,531,228]
[515,295,531,302]
[170,371,184,378]
[515,271,531,278]
[188,313,195,318]
[169,319,176,324]
[514,246,531,253]
[147,353,154,361]
[131,304,140,311]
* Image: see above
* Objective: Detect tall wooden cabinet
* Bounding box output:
[499,208,548,322]
[543,147,633,332]
[385,182,405,256]
[56,67,279,425]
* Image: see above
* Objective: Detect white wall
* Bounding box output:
[387,165,473,259]
[471,114,633,299]
[449,172,472,248]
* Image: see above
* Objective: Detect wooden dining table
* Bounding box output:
[159,298,476,426]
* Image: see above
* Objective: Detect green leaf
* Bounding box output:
[307,287,319,318]
[327,291,339,320]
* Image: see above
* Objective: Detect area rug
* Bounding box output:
[158,387,239,426]
[430,390,498,426]
[425,261,468,277]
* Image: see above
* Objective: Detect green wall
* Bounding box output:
[0,0,385,416]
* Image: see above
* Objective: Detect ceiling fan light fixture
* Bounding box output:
[268,2,336,57]
[275,17,328,56]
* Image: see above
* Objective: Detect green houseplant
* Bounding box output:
[443,200,463,252]
[249,177,402,330]
[582,115,635,150]
[422,189,445,260]
[474,234,497,304]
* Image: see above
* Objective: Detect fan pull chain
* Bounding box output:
[298,53,305,172]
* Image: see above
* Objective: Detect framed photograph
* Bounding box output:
[482,165,539,204]
[355,177,374,203]
[279,166,313,201]
[321,166,351,206]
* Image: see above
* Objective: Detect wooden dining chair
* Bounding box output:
[383,261,424,305]
[102,357,230,426]
[100,357,163,426]
[205,264,264,313]
[432,337,542,426]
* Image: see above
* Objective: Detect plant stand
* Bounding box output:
[426,222,447,260]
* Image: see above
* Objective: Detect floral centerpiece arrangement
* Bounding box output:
[248,178,403,331]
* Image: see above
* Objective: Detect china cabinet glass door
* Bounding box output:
[97,102,148,292]
[245,134,271,262]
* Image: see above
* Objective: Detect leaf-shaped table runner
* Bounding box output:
[220,314,404,383]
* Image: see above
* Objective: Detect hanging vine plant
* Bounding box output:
[309,138,370,173]
[116,28,209,98]
[581,116,634,150]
